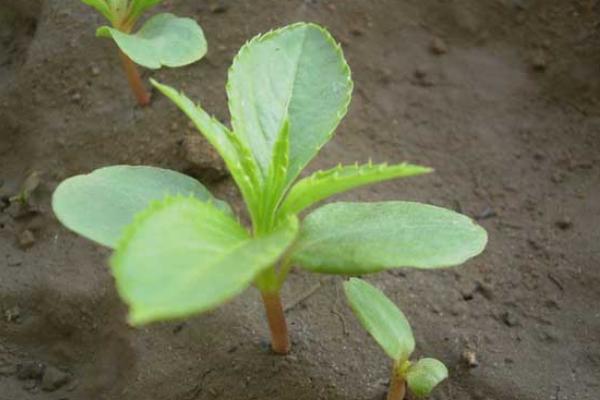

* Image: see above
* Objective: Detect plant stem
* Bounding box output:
[261,290,290,355]
[386,369,406,400]
[118,50,151,106]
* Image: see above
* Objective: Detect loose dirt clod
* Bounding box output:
[181,134,228,182]
[501,311,519,327]
[41,366,70,391]
[555,217,572,230]
[461,350,479,368]
[4,305,21,323]
[17,229,35,249]
[17,362,45,380]
[430,37,448,55]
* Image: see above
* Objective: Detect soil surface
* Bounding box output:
[1,1,599,399]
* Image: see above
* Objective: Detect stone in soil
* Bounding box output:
[462,350,479,368]
[181,134,228,182]
[41,365,70,391]
[17,229,35,249]
[17,361,45,380]
[430,37,448,54]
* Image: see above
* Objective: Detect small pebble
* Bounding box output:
[91,65,100,76]
[532,50,547,71]
[18,229,36,249]
[210,1,228,13]
[41,366,70,392]
[462,350,479,368]
[501,311,519,327]
[4,306,21,323]
[555,217,572,230]
[17,362,45,380]
[430,37,448,55]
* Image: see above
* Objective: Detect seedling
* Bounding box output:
[52,23,487,355]
[81,0,207,105]
[344,278,448,399]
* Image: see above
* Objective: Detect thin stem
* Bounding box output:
[118,50,151,106]
[386,368,406,400]
[261,290,290,355]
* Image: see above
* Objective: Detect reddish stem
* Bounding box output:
[261,291,290,355]
[118,50,151,106]
[386,369,406,400]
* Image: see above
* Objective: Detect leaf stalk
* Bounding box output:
[260,290,290,355]
[386,368,406,400]
[118,50,151,106]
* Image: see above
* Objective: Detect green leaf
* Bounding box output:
[97,13,207,69]
[111,196,299,325]
[343,278,414,361]
[258,118,290,231]
[227,22,353,186]
[129,0,162,20]
[279,162,432,216]
[52,165,229,249]
[81,0,113,21]
[151,79,263,219]
[292,202,488,274]
[406,358,448,397]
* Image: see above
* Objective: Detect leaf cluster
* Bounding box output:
[53,23,487,327]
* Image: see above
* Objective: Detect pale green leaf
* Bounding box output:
[81,0,113,21]
[227,22,353,186]
[406,358,448,397]
[292,202,488,274]
[129,0,162,20]
[151,79,262,218]
[279,162,432,216]
[111,196,299,325]
[52,165,229,249]
[97,13,206,69]
[258,118,290,231]
[343,278,414,361]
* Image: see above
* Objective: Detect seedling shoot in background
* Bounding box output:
[81,0,207,105]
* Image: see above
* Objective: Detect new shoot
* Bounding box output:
[344,278,448,400]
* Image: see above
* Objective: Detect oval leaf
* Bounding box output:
[292,202,487,274]
[227,22,353,185]
[343,278,415,361]
[406,358,448,397]
[97,13,207,69]
[111,196,299,325]
[52,165,229,248]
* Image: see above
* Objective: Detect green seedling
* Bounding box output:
[52,23,487,355]
[82,0,207,105]
[344,278,448,400]
[9,171,41,205]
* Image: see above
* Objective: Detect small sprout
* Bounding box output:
[10,171,41,205]
[52,23,487,356]
[81,0,207,105]
[343,278,448,399]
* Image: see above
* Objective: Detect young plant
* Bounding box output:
[52,23,487,355]
[344,278,448,400]
[81,0,207,105]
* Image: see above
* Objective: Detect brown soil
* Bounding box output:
[1,1,599,399]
